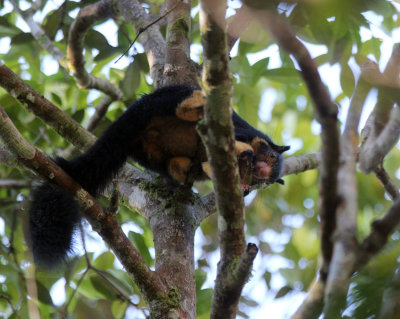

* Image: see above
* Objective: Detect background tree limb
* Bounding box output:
[67,0,123,100]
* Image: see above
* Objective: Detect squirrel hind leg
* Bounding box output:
[168,157,193,184]
[175,90,205,122]
[29,184,81,268]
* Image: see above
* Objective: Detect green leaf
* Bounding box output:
[314,54,329,66]
[36,281,54,305]
[263,270,272,289]
[93,251,115,270]
[0,25,19,37]
[230,55,253,85]
[275,285,293,299]
[332,15,349,40]
[136,53,150,73]
[120,61,141,100]
[263,68,301,83]
[106,269,135,295]
[128,231,152,266]
[340,63,355,97]
[195,269,207,291]
[50,92,63,106]
[196,288,213,316]
[43,9,63,40]
[360,37,382,61]
[240,296,258,307]
[94,46,121,61]
[292,227,319,260]
[328,36,352,64]
[288,4,308,27]
[79,273,113,299]
[310,18,332,44]
[84,29,111,50]
[117,24,135,49]
[367,0,395,17]
[251,58,270,85]
[11,33,34,45]
[90,273,119,300]
[72,109,85,123]
[111,300,128,319]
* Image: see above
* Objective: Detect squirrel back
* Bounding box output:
[29,85,196,268]
[29,84,288,268]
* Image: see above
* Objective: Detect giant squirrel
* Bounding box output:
[29,85,290,267]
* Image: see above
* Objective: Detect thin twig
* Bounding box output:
[114,0,166,85]
[356,196,400,270]
[0,179,31,189]
[374,164,399,200]
[78,223,138,308]
[115,0,181,63]
[60,269,89,319]
[0,63,96,150]
[280,153,321,177]
[0,293,23,319]
[86,96,113,132]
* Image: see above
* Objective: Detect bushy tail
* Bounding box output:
[28,139,131,268]
[29,184,81,267]
[28,85,197,267]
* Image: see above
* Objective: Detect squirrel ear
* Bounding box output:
[275,145,290,154]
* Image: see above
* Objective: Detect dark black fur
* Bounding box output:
[233,112,289,154]
[29,85,196,267]
[233,112,290,184]
[29,85,288,267]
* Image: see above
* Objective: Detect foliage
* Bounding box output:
[0,0,400,318]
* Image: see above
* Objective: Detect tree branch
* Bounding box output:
[372,45,400,135]
[114,0,166,86]
[227,5,252,52]
[374,164,399,200]
[200,153,323,221]
[161,0,196,86]
[359,46,400,173]
[115,1,178,64]
[0,63,96,150]
[291,278,325,319]
[0,105,169,306]
[356,196,400,270]
[67,0,123,100]
[280,153,321,177]
[200,1,256,318]
[241,4,340,280]
[359,106,400,173]
[322,74,368,319]
[85,96,113,132]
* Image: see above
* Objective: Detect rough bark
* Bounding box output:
[200,1,258,318]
